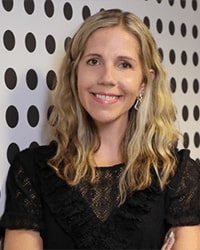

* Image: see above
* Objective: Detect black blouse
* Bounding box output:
[0,143,200,249]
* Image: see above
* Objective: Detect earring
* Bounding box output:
[134,92,143,110]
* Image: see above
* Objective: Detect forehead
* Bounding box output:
[84,26,140,53]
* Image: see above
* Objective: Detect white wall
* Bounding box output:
[0,0,199,215]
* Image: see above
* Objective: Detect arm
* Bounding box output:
[3,229,43,250]
[171,225,200,250]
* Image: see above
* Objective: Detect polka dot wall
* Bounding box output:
[0,0,199,214]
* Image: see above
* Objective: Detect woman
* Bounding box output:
[0,9,200,250]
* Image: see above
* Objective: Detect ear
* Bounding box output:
[139,83,145,96]
[139,69,155,96]
[149,69,155,81]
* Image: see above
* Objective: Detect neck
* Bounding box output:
[94,120,127,167]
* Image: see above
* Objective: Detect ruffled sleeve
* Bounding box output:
[0,149,43,233]
[0,144,56,235]
[166,149,200,226]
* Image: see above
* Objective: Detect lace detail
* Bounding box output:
[77,165,123,222]
[39,158,162,249]
[0,156,43,231]
[1,144,200,249]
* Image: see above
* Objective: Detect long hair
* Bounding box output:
[48,9,179,203]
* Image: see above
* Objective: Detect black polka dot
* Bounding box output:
[156,0,162,3]
[24,0,35,15]
[180,0,186,8]
[182,105,189,121]
[82,5,91,20]
[158,48,164,61]
[192,52,199,66]
[181,78,188,93]
[27,105,40,127]
[192,0,198,11]
[6,105,19,128]
[2,0,14,11]
[193,105,199,121]
[4,68,17,90]
[25,32,36,52]
[183,132,189,148]
[194,132,200,148]
[180,23,187,37]
[181,50,187,65]
[168,0,174,6]
[143,16,150,29]
[169,49,176,64]
[46,70,57,90]
[156,19,163,33]
[44,0,54,17]
[63,2,73,20]
[45,35,56,54]
[169,21,175,35]
[7,143,20,164]
[29,141,39,148]
[64,36,71,51]
[170,77,176,93]
[3,30,15,51]
[26,69,38,90]
[193,78,199,93]
[192,25,198,39]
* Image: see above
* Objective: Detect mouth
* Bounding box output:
[94,93,120,101]
[91,92,122,104]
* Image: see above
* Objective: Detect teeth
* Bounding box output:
[95,94,118,101]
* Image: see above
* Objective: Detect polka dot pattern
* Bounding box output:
[44,0,54,17]
[24,0,35,15]
[27,106,40,127]
[82,5,91,20]
[63,2,73,20]
[5,68,17,90]
[7,143,20,164]
[0,0,199,214]
[6,106,19,128]
[45,35,56,54]
[25,32,36,52]
[3,30,15,50]
[46,70,57,90]
[26,69,38,90]
[2,0,13,12]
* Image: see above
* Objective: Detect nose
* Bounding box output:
[97,64,116,86]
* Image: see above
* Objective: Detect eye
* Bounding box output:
[119,62,132,69]
[87,58,100,66]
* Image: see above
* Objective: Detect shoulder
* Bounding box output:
[168,148,200,189]
[12,141,57,167]
[174,149,200,180]
[176,148,199,167]
[8,141,57,183]
[166,149,200,226]
[16,141,57,163]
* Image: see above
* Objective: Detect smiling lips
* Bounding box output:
[92,93,121,104]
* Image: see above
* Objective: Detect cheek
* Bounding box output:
[77,66,90,90]
[123,79,142,96]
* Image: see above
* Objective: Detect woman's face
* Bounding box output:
[77,26,144,127]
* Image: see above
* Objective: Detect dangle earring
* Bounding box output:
[134,92,144,111]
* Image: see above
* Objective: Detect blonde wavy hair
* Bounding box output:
[49,9,179,203]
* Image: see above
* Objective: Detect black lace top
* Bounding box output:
[0,143,200,249]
